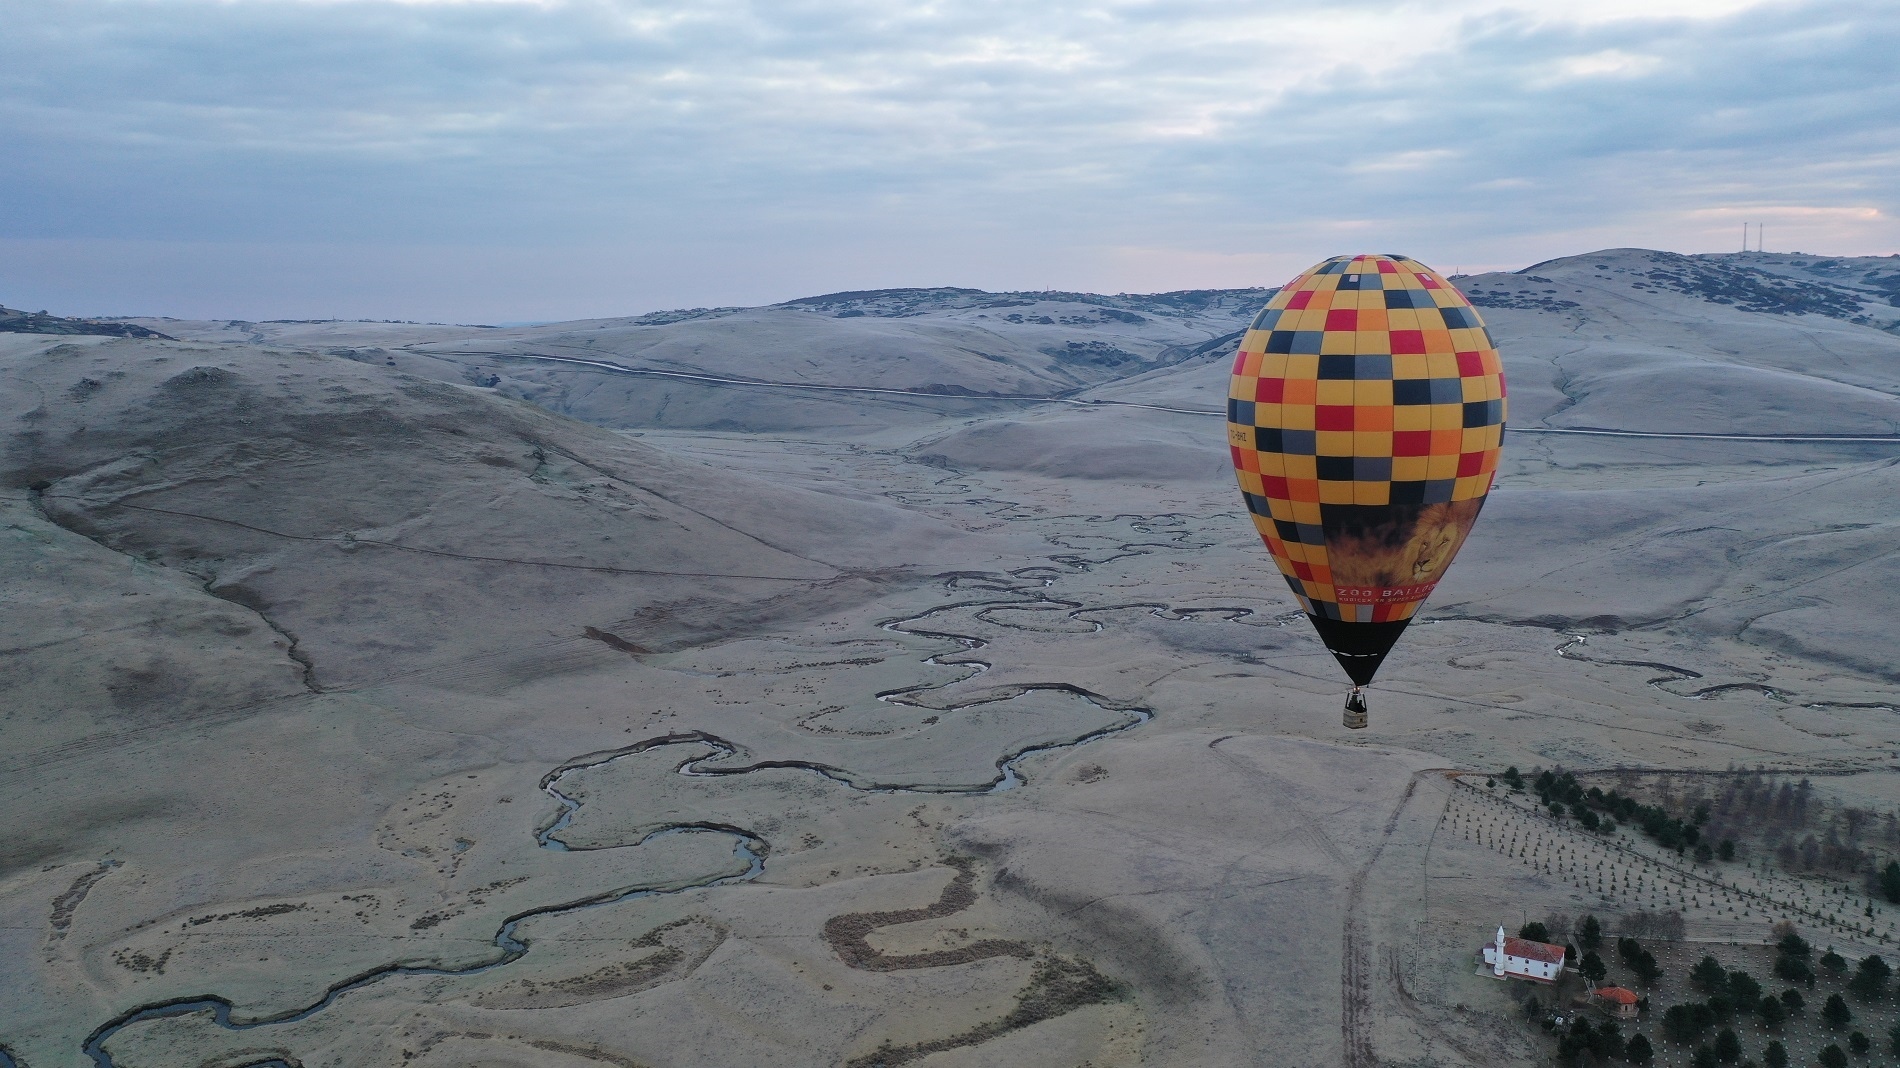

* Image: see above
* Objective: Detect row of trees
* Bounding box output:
[1689,772,1898,880]
[1508,766,1900,888]
[1663,970,1806,1040]
[1547,1016,1653,1064]
[1771,931,1894,998]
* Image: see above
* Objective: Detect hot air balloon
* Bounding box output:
[1226,254,1505,728]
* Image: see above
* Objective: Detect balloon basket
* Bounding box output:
[1342,688,1368,730]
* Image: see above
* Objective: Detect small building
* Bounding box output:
[1481,925,1566,983]
[1590,986,1640,1020]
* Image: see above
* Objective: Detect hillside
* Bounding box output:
[1,335,1010,703]
[110,288,1266,433]
[8,251,1900,1068]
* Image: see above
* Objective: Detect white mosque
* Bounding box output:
[1480,924,1566,983]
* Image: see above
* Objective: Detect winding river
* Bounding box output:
[77,565,1161,1067]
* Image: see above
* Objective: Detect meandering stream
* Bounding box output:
[77,562,1163,1066]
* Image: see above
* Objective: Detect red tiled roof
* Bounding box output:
[1594,987,1639,1005]
[1502,937,1566,964]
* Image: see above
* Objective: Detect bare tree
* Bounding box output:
[1545,912,1574,945]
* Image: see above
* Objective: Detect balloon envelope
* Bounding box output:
[1226,254,1506,686]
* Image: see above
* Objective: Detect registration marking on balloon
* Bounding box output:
[1226,254,1505,720]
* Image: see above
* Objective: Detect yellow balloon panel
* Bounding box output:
[1227,254,1506,623]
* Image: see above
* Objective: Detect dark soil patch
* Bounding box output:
[823,857,1033,971]
[584,626,651,656]
[474,917,727,1009]
[844,956,1123,1068]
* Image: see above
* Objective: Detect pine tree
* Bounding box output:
[1713,1027,1741,1064]
[1849,954,1891,1002]
[1692,954,1728,992]
[1823,992,1852,1029]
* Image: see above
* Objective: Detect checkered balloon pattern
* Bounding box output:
[1227,254,1506,626]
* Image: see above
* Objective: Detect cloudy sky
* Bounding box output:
[3,0,1895,321]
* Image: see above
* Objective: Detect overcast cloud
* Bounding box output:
[2,0,1895,320]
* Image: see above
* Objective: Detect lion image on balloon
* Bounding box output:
[1323,499,1485,592]
[1226,254,1505,727]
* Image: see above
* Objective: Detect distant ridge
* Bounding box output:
[0,305,173,340]
[1485,249,1900,331]
[769,285,1276,323]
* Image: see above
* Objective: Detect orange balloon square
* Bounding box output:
[1354,405,1394,431]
